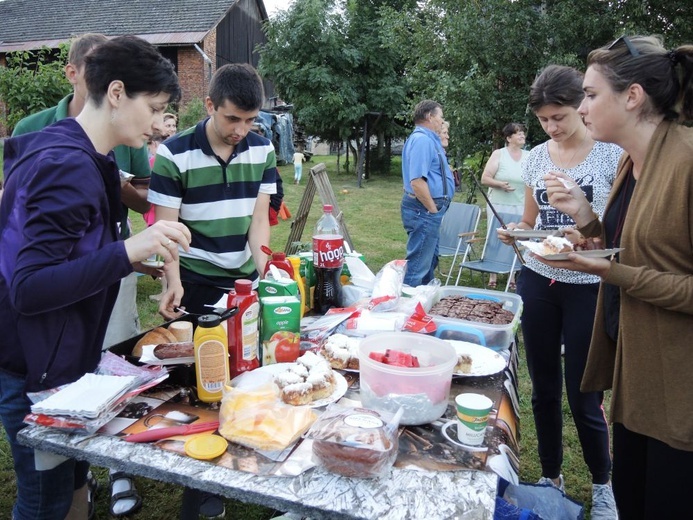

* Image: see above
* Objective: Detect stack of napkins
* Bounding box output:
[31,374,137,419]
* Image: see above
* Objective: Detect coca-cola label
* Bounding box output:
[313,235,344,268]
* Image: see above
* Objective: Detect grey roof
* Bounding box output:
[0,0,263,52]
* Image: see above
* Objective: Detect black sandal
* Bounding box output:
[109,471,143,517]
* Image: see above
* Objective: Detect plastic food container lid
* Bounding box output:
[184,434,228,460]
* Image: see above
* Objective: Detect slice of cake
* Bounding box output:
[455,354,473,374]
[275,351,336,405]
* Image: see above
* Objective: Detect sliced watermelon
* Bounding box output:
[368,352,388,363]
[381,349,420,367]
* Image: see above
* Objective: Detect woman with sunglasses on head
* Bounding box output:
[543,36,693,519]
[498,65,622,519]
[0,36,190,519]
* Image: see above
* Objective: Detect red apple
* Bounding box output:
[271,331,300,363]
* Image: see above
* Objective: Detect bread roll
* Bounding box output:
[168,321,193,343]
[132,327,177,357]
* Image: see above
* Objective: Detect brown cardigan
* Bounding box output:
[579,121,693,451]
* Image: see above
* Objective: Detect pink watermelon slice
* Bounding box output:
[368,352,388,363]
[368,349,420,367]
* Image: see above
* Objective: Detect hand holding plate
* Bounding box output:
[532,251,613,278]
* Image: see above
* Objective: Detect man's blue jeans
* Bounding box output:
[401,193,449,287]
[0,369,88,519]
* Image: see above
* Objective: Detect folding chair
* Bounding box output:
[437,202,481,285]
[455,211,523,291]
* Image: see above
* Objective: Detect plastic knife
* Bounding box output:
[124,421,219,443]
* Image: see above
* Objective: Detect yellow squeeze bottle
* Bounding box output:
[288,256,308,318]
[193,314,230,403]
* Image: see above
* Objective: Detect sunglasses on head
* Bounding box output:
[608,36,640,57]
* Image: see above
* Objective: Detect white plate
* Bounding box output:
[541,248,625,260]
[140,345,195,365]
[446,340,506,377]
[231,363,348,408]
[519,241,624,260]
[500,228,563,239]
[138,345,194,366]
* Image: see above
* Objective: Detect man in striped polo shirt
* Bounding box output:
[149,63,277,320]
[148,63,276,519]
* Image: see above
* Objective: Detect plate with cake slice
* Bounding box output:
[519,239,623,261]
[445,340,506,377]
[238,351,348,408]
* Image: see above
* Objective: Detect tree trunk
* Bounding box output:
[348,140,360,178]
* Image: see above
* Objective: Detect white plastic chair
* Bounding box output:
[437,202,481,285]
[455,211,523,291]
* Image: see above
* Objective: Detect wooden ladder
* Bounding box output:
[284,162,354,255]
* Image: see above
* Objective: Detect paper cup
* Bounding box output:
[455,393,493,446]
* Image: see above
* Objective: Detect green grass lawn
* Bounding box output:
[0,155,605,518]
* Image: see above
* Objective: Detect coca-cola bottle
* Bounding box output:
[313,204,344,314]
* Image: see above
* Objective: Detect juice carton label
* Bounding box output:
[297,252,315,284]
[258,279,298,299]
[260,296,301,365]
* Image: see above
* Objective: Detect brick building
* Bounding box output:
[0,0,272,135]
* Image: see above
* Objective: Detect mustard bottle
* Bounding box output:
[288,255,307,318]
[193,314,230,403]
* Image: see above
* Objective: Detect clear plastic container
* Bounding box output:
[358,332,457,425]
[430,286,523,351]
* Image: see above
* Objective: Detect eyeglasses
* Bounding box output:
[608,36,640,57]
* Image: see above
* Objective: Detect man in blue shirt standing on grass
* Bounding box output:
[401,100,454,286]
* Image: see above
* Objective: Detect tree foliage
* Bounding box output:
[614,0,693,46]
[258,0,415,171]
[0,45,70,132]
[260,0,691,177]
[380,0,620,164]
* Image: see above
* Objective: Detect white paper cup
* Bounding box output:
[455,393,493,446]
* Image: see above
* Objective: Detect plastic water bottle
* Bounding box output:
[313,204,344,314]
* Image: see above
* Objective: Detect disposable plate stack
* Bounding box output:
[31,373,137,419]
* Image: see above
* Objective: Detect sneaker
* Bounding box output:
[591,483,618,520]
[536,474,565,493]
[199,492,226,519]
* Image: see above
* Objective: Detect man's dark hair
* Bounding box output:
[413,100,442,124]
[208,63,265,111]
[83,35,181,106]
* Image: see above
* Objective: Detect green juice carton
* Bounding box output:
[258,278,298,299]
[260,296,301,365]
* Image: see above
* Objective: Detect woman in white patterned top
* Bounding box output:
[498,65,622,519]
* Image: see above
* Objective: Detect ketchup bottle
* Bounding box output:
[227,279,260,377]
[263,251,294,280]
